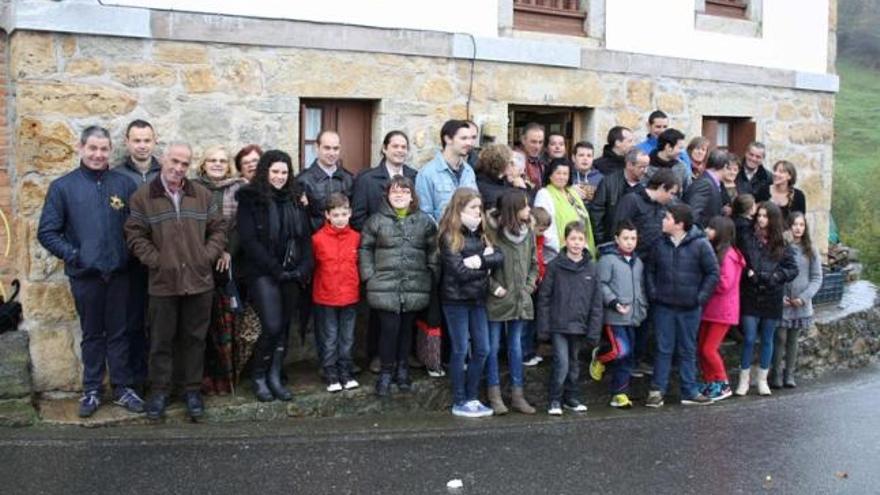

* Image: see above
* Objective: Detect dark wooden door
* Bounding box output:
[300,99,373,175]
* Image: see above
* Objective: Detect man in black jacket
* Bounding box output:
[37,126,143,418]
[593,126,634,175]
[350,133,417,231]
[645,203,719,408]
[590,148,648,245]
[612,168,679,262]
[735,141,771,196]
[296,130,354,232]
[684,149,726,229]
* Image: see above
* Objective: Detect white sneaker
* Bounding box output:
[523,356,543,367]
[343,379,359,390]
[427,368,446,378]
[548,401,563,416]
[326,382,343,393]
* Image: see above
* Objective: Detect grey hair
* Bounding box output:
[164,142,193,156]
[80,126,111,145]
[625,148,647,165]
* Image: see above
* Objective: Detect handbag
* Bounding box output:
[415,319,442,372]
[0,279,22,334]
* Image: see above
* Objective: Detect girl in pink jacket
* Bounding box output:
[698,216,746,401]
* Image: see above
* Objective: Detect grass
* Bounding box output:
[832,58,880,282]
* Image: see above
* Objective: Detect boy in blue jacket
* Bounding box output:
[645,203,719,407]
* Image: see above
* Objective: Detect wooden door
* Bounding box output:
[300,99,373,175]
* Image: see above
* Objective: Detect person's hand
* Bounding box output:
[783,296,792,307]
[583,186,596,202]
[494,286,508,298]
[463,255,482,269]
[483,246,494,256]
[615,303,631,315]
[511,176,527,189]
[793,297,805,307]
[215,251,231,272]
[747,269,756,280]
[300,194,309,206]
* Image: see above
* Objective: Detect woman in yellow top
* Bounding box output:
[533,158,596,258]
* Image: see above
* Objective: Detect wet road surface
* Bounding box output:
[2,366,879,494]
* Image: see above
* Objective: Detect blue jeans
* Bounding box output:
[549,333,582,403]
[609,325,635,394]
[443,304,490,405]
[487,320,526,387]
[740,315,778,370]
[314,304,357,381]
[651,304,701,399]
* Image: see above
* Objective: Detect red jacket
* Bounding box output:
[701,247,746,325]
[311,223,360,306]
[536,234,547,282]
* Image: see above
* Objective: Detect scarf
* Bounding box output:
[546,185,596,259]
[268,189,301,266]
[197,176,245,218]
[503,225,529,244]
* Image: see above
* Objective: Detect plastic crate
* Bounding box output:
[813,268,845,306]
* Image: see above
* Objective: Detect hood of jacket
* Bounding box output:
[649,149,680,169]
[553,250,591,272]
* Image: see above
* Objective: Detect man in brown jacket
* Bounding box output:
[125,143,226,420]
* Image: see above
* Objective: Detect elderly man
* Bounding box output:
[125,143,226,420]
[38,126,142,418]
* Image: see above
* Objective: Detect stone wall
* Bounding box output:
[6,31,836,392]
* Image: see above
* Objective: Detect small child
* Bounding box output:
[645,203,719,407]
[522,206,555,367]
[772,212,822,389]
[312,193,361,392]
[537,221,603,416]
[591,220,648,409]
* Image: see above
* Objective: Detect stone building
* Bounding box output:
[0,0,837,392]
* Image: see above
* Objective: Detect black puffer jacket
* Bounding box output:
[295,161,354,232]
[439,227,504,304]
[593,145,626,175]
[589,169,644,245]
[236,186,314,282]
[350,161,418,231]
[359,201,439,313]
[739,232,799,319]
[646,226,720,309]
[536,251,603,342]
[476,174,520,211]
[612,188,668,261]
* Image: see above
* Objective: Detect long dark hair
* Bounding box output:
[707,215,736,266]
[250,149,300,200]
[494,189,530,234]
[787,211,815,262]
[756,201,786,260]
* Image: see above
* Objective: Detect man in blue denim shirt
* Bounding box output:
[415,119,477,222]
[37,126,144,418]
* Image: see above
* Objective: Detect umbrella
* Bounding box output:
[210,292,237,394]
[234,303,262,384]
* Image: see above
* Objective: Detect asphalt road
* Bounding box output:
[2,366,879,495]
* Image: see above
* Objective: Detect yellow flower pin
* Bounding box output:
[109,195,125,210]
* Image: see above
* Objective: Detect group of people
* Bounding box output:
[36,109,821,421]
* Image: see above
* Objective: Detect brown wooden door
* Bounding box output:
[300,99,373,175]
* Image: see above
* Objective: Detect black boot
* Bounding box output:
[395,362,412,393]
[251,350,274,402]
[375,371,393,397]
[268,347,293,401]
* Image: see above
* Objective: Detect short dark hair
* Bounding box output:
[80,126,111,145]
[125,119,153,138]
[614,219,638,237]
[606,126,630,147]
[543,157,573,186]
[234,144,263,173]
[667,203,693,232]
[646,168,679,191]
[325,192,350,212]
[384,175,420,214]
[531,206,551,228]
[440,119,470,148]
[658,128,685,152]
[521,122,545,138]
[572,141,594,155]
[706,149,728,171]
[563,220,587,239]
[547,132,565,142]
[648,110,668,125]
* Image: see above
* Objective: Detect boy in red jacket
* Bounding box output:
[312,193,361,392]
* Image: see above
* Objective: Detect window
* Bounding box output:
[299,99,374,175]
[705,0,748,19]
[507,105,593,153]
[702,116,755,157]
[513,0,587,37]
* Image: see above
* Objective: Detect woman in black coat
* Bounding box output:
[734,201,798,397]
[236,150,313,402]
[475,144,530,210]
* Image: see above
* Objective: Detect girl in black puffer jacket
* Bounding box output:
[438,188,503,418]
[734,201,798,397]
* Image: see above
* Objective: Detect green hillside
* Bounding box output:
[832,58,880,282]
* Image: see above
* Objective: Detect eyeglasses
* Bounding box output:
[206,158,229,164]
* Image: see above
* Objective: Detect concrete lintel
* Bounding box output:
[453,34,581,68]
[7,0,151,38]
[795,71,840,93]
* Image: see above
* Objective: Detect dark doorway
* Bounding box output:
[299,99,374,175]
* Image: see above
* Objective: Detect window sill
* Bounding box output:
[695,13,761,38]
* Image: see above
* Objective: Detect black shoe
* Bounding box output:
[395,363,412,393]
[184,391,204,419]
[268,348,293,401]
[375,371,393,397]
[146,393,168,420]
[251,375,274,402]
